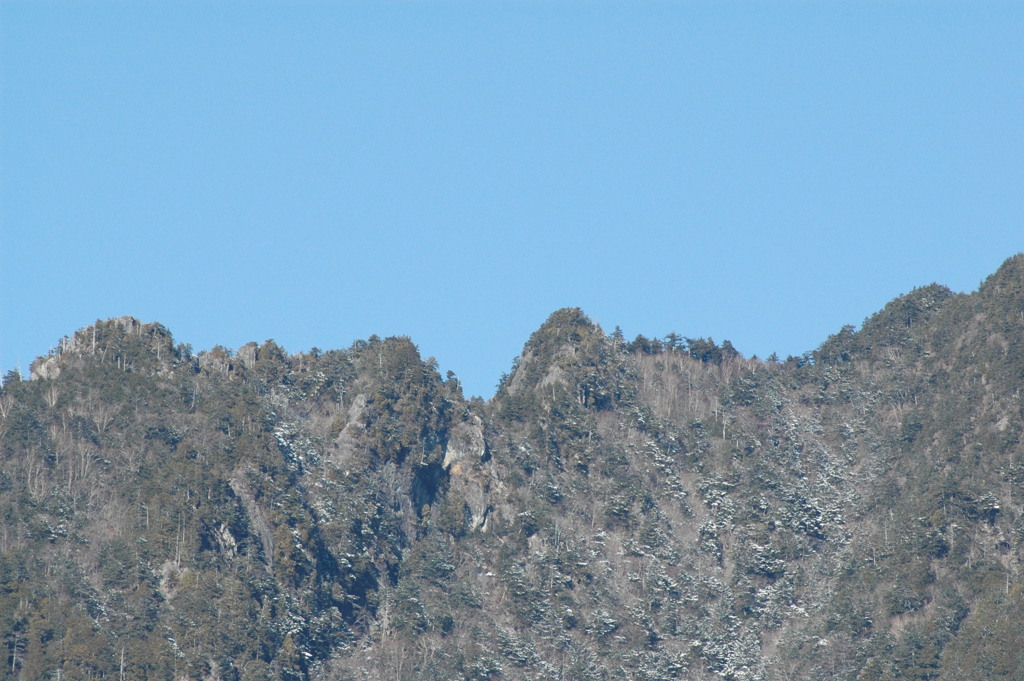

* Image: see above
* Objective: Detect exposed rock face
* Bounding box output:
[229,473,275,572]
[442,413,485,469]
[448,463,493,532]
[237,342,260,368]
[330,393,367,467]
[29,355,60,381]
[442,414,491,531]
[198,350,233,375]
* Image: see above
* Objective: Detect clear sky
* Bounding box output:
[2,2,1022,398]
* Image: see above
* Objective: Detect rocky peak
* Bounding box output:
[29,316,179,380]
[502,307,608,397]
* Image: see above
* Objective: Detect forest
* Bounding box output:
[2,254,1024,680]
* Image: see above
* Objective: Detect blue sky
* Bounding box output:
[2,2,1022,398]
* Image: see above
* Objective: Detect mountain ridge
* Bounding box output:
[2,254,1024,681]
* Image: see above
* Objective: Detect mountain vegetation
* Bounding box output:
[3,255,1024,680]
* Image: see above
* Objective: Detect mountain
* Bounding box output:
[2,255,1024,681]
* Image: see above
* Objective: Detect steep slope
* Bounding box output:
[1,322,474,680]
[1,255,1023,681]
